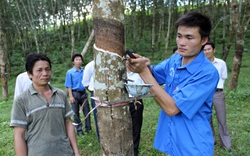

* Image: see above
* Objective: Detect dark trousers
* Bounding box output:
[90,92,100,140]
[72,91,91,134]
[129,99,144,156]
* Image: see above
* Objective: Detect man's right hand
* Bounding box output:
[69,96,75,104]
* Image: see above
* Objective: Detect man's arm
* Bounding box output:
[67,88,75,104]
[65,119,80,156]
[14,127,27,156]
[127,55,180,116]
[65,71,75,104]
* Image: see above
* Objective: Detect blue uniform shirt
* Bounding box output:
[65,67,86,91]
[152,51,219,156]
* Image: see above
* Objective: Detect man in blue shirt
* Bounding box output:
[127,12,219,155]
[65,53,91,136]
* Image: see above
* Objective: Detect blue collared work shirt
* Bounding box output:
[65,67,86,91]
[152,51,219,156]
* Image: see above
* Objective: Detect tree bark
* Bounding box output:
[93,0,133,155]
[228,0,250,90]
[0,23,8,99]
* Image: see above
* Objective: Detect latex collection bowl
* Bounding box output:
[125,84,153,97]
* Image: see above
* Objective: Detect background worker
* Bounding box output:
[204,41,232,153]
[82,60,100,140]
[65,53,91,136]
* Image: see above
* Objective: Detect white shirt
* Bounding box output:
[14,72,32,99]
[212,57,227,89]
[82,60,94,91]
[127,72,144,97]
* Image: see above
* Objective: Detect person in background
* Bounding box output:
[126,12,219,155]
[204,41,232,153]
[125,51,145,156]
[10,53,80,156]
[14,53,34,99]
[65,53,91,136]
[82,60,100,140]
[14,71,32,100]
[173,46,178,54]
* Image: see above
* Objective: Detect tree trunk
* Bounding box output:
[151,0,156,60]
[228,0,250,90]
[131,0,137,51]
[139,0,146,39]
[0,25,8,99]
[70,0,75,57]
[20,0,40,53]
[157,0,164,51]
[221,3,227,57]
[222,1,235,61]
[164,0,172,58]
[81,29,94,57]
[93,0,133,155]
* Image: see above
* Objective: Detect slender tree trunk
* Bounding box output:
[139,0,146,39]
[228,0,250,90]
[93,0,133,155]
[131,0,137,51]
[81,29,94,57]
[151,0,156,60]
[221,4,227,56]
[15,0,28,55]
[20,0,39,53]
[0,25,8,99]
[157,0,164,51]
[222,1,235,61]
[164,0,172,58]
[70,0,75,57]
[212,0,216,43]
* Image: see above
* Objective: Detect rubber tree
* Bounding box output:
[92,0,133,155]
[228,0,250,90]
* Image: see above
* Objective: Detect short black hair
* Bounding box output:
[25,53,51,75]
[204,41,215,49]
[71,53,83,62]
[25,53,36,61]
[173,46,178,54]
[175,12,212,40]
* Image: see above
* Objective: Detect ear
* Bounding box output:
[201,37,209,46]
[27,71,32,79]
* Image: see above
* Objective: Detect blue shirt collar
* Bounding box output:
[72,66,83,72]
[177,51,206,74]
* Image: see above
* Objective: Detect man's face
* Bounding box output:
[176,26,208,61]
[28,60,51,86]
[204,44,215,60]
[73,56,82,68]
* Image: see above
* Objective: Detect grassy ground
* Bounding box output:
[0,52,250,156]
